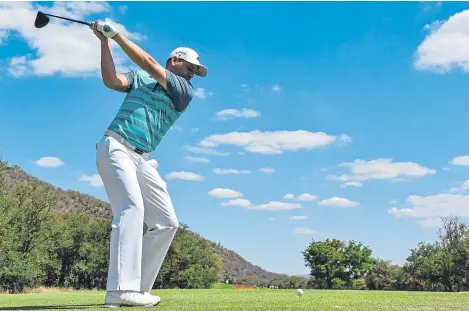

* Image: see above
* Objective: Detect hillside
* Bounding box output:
[0,160,291,284]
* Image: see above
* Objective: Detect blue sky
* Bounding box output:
[1,1,469,276]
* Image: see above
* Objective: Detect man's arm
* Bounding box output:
[100,39,130,92]
[112,33,168,90]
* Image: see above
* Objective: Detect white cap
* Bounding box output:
[169,47,208,77]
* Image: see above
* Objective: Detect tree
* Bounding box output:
[404,216,469,292]
[302,238,375,289]
[154,226,224,289]
[0,181,59,293]
[366,259,412,291]
[438,216,469,291]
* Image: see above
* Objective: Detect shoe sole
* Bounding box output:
[104,303,157,308]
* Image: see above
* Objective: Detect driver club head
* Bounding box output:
[34,11,49,28]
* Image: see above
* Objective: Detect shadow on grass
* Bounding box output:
[0,304,104,310]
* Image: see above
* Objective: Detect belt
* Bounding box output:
[104,129,151,159]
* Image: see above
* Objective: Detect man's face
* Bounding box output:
[171,57,198,80]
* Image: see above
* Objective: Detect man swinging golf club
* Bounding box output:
[90,20,207,307]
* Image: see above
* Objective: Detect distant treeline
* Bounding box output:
[1,156,468,293]
[224,215,469,292]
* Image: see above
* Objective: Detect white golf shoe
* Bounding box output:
[143,291,161,301]
[104,290,160,308]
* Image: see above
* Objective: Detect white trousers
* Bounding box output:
[96,135,178,293]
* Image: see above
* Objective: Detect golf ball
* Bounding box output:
[296,289,304,296]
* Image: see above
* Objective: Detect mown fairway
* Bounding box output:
[1,287,469,311]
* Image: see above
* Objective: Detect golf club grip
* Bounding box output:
[46,13,90,26]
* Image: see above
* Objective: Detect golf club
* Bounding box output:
[34,11,91,28]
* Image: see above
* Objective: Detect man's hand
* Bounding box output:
[96,21,120,39]
[90,21,107,41]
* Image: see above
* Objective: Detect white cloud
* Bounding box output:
[283,193,317,201]
[169,125,182,132]
[183,145,230,156]
[421,2,442,12]
[194,88,212,100]
[450,155,469,166]
[296,193,317,201]
[165,171,205,181]
[0,29,8,44]
[191,128,200,133]
[337,134,352,146]
[199,130,349,155]
[249,201,301,211]
[184,156,209,163]
[462,180,469,189]
[319,197,359,208]
[215,108,261,120]
[118,5,128,14]
[389,193,469,218]
[0,2,144,78]
[258,167,275,174]
[414,9,469,73]
[213,168,250,175]
[290,216,308,220]
[341,181,362,188]
[216,196,301,211]
[449,187,461,194]
[447,180,469,194]
[9,56,29,77]
[34,156,64,168]
[423,20,444,33]
[293,227,316,235]
[208,188,243,198]
[79,174,103,187]
[271,84,282,93]
[169,124,182,132]
[330,158,436,183]
[221,198,252,207]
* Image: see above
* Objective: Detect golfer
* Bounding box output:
[90,20,208,307]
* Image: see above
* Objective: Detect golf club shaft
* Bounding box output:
[45,13,90,26]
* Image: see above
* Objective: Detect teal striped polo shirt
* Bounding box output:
[107,69,194,153]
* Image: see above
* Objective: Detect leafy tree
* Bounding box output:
[366,259,414,291]
[280,276,308,289]
[438,216,469,291]
[302,238,375,289]
[154,225,224,289]
[350,278,366,290]
[404,216,469,292]
[0,181,59,292]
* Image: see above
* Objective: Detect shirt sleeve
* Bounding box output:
[165,69,194,112]
[121,71,137,92]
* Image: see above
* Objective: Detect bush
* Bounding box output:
[350,278,367,290]
[331,277,346,289]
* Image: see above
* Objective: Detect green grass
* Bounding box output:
[1,288,469,310]
[211,282,234,289]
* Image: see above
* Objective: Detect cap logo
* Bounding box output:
[175,51,186,57]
